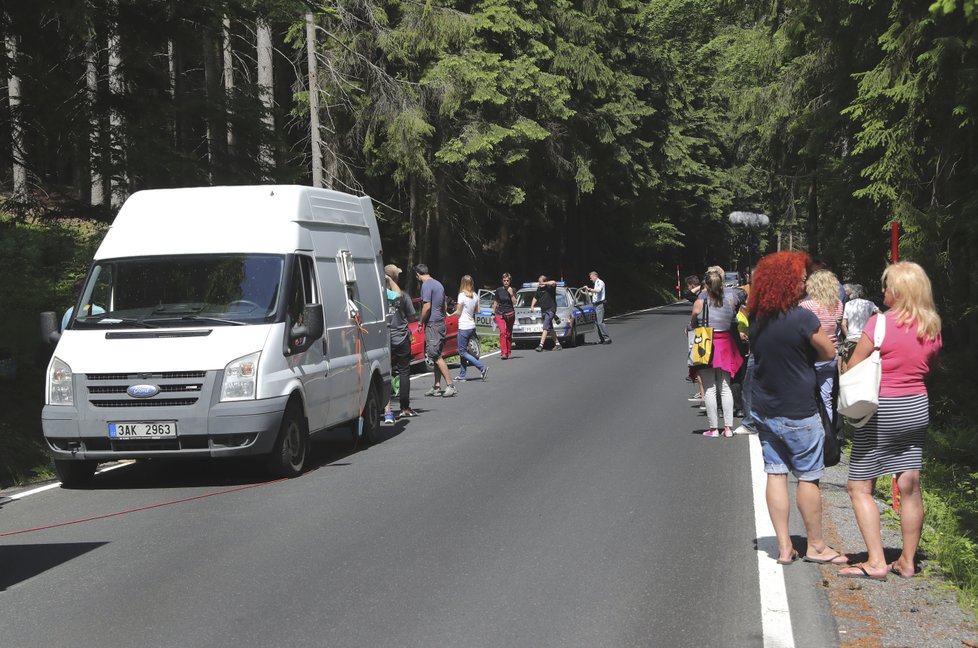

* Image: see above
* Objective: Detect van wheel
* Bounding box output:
[54,459,97,489]
[266,405,308,478]
[359,381,381,446]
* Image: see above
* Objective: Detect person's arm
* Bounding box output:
[419,301,431,327]
[810,327,836,362]
[689,298,703,330]
[385,275,402,296]
[846,331,875,369]
[449,294,464,319]
[840,317,850,339]
[530,296,538,310]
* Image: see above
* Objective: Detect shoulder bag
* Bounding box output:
[691,298,714,367]
[837,314,886,428]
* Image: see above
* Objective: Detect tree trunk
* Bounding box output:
[222,15,235,154]
[406,176,418,292]
[256,16,275,181]
[5,26,27,198]
[306,12,322,188]
[87,34,104,206]
[807,169,819,256]
[107,8,127,209]
[202,29,223,183]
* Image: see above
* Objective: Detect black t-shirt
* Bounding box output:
[749,307,821,419]
[494,286,515,314]
[535,284,557,312]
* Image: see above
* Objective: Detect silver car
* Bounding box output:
[511,284,597,347]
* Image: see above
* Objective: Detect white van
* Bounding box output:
[41,185,391,487]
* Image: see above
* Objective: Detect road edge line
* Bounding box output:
[750,433,796,648]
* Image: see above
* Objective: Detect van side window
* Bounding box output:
[287,255,320,354]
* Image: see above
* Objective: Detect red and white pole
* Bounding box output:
[891,221,899,263]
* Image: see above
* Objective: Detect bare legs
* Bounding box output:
[767,474,845,563]
[846,471,921,577]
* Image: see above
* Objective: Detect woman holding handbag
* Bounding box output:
[840,262,942,581]
[689,266,745,437]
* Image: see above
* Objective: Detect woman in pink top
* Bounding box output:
[839,262,942,581]
[800,270,844,420]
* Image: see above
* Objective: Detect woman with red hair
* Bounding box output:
[747,251,848,565]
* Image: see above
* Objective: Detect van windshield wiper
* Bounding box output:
[179,316,247,326]
[85,315,158,328]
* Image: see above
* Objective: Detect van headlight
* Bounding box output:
[221,352,260,402]
[48,356,74,406]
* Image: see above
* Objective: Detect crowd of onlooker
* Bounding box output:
[686,254,942,580]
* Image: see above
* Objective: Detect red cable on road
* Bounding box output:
[0,477,288,538]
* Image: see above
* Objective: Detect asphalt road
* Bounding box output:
[0,304,839,648]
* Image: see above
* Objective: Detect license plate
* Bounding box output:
[109,421,178,439]
[518,325,541,333]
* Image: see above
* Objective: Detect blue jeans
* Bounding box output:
[456,328,484,377]
[754,411,825,481]
[815,357,837,421]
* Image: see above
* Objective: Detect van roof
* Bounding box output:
[96,185,376,259]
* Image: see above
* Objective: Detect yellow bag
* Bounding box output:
[691,326,714,366]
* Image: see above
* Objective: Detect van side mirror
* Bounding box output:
[40,311,61,347]
[289,303,324,353]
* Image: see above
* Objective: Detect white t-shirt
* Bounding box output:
[457,292,479,330]
[592,278,606,303]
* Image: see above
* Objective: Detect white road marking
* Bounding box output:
[7,461,132,500]
[750,433,796,648]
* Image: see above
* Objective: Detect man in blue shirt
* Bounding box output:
[414,264,456,397]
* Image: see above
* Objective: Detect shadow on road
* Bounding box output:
[75,422,411,491]
[0,542,108,591]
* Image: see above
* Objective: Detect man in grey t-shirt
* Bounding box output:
[415,264,456,397]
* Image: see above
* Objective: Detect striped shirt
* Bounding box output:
[801,298,843,349]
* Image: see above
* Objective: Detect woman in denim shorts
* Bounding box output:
[747,251,849,566]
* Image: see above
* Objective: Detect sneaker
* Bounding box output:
[536,346,543,352]
[424,386,444,397]
[703,429,720,438]
[382,411,395,425]
[733,409,744,418]
[397,408,418,418]
[454,375,467,382]
[553,344,562,351]
[733,425,756,435]
[699,403,706,411]
[688,394,703,403]
[604,339,612,344]
[480,366,489,381]
[722,427,734,438]
[442,385,457,397]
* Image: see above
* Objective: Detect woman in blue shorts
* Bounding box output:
[747,251,849,566]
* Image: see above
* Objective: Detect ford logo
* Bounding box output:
[127,384,160,398]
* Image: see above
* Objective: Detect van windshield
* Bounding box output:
[71,254,284,328]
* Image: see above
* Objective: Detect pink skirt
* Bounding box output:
[700,330,743,376]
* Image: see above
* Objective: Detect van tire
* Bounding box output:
[359,381,381,446]
[54,459,97,489]
[266,404,308,478]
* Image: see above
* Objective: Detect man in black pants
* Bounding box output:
[383,264,418,422]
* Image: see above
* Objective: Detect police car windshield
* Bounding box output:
[71,254,284,328]
[515,289,570,308]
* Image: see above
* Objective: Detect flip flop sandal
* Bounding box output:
[803,551,848,565]
[838,564,887,581]
[398,409,419,418]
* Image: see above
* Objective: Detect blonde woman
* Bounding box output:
[689,266,745,437]
[800,270,843,420]
[839,262,942,581]
[450,275,488,381]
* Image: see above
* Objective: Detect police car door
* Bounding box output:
[571,288,597,334]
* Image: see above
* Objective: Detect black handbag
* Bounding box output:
[817,375,843,468]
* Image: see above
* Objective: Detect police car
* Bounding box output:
[510,282,597,347]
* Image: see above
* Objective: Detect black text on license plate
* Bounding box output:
[109,422,177,438]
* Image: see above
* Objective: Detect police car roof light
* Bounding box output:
[521,281,566,288]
